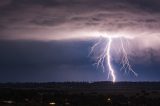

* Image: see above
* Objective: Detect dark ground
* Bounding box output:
[0,82,160,106]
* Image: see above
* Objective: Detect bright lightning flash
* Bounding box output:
[107,38,116,82]
[90,34,137,82]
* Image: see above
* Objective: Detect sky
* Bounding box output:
[0,0,160,82]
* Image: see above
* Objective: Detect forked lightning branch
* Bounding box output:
[90,34,138,82]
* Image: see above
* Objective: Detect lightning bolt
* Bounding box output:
[90,35,137,82]
[107,37,116,82]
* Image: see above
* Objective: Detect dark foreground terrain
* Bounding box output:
[0,82,160,106]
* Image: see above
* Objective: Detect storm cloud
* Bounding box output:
[0,0,160,40]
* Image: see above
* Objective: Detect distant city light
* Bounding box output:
[3,100,14,104]
[49,102,56,105]
[65,102,70,105]
[107,97,111,101]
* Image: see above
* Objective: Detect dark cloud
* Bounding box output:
[127,0,160,13]
[0,0,11,7]
[30,16,66,26]
[0,0,160,40]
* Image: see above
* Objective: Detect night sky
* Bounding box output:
[0,0,160,82]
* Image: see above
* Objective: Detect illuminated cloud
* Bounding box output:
[0,0,160,48]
